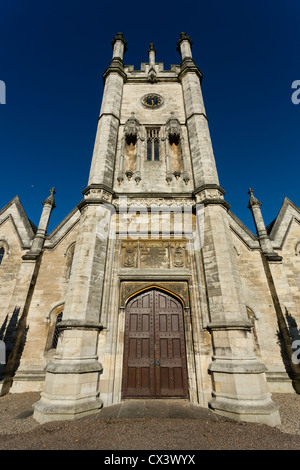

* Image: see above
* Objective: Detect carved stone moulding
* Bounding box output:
[82,185,114,203]
[119,280,190,308]
[120,239,188,270]
[194,184,225,203]
[114,197,195,209]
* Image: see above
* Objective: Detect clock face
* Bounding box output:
[142,94,163,108]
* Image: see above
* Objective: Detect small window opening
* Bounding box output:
[147,139,152,161]
[154,140,159,161]
[146,128,160,161]
[51,312,63,349]
[0,247,5,266]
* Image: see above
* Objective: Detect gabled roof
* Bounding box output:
[228,210,260,250]
[44,206,80,249]
[0,196,37,249]
[267,197,300,249]
[0,196,81,251]
[228,198,300,252]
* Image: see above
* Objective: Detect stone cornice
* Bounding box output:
[125,75,180,84]
[186,112,208,124]
[200,198,231,210]
[178,62,203,83]
[98,112,120,123]
[264,252,283,262]
[114,191,193,199]
[79,184,115,211]
[21,252,40,261]
[82,184,115,197]
[58,320,103,331]
[209,359,268,374]
[193,184,230,210]
[77,198,115,211]
[193,184,226,197]
[46,360,103,374]
[207,320,252,331]
[102,60,127,84]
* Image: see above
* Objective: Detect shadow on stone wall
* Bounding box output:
[276,308,300,382]
[0,307,28,380]
[285,308,300,343]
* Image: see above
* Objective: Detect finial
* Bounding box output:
[111,32,128,53]
[43,187,56,207]
[148,43,156,53]
[177,32,193,52]
[248,187,261,209]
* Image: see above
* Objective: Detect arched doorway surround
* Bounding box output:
[121,287,189,399]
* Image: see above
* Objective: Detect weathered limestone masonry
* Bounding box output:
[33,34,127,423]
[0,32,299,426]
[177,34,280,425]
[248,189,300,394]
[0,190,56,396]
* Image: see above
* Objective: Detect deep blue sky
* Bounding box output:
[0,0,299,234]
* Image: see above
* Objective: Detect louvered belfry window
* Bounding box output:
[146,128,160,161]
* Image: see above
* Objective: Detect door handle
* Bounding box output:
[156,360,160,366]
[149,360,154,365]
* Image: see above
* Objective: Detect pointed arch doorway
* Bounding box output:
[122,288,189,399]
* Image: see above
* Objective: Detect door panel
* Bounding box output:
[122,291,154,397]
[122,289,188,399]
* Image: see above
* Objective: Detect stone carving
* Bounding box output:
[140,242,169,269]
[148,69,157,83]
[120,240,187,270]
[164,113,190,184]
[121,242,137,267]
[124,112,140,143]
[195,187,224,203]
[114,197,194,209]
[84,188,113,203]
[123,243,137,267]
[173,245,185,267]
[147,44,158,83]
[120,281,190,308]
[118,113,145,184]
[165,112,181,141]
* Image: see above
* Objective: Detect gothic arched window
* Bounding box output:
[51,312,63,349]
[0,247,4,266]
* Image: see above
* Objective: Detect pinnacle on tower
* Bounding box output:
[111,32,127,61]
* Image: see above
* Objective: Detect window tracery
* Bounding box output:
[146,128,160,161]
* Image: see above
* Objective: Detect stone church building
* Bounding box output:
[0,33,300,426]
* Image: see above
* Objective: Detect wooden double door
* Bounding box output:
[122,289,189,398]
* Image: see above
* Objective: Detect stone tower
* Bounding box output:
[32,33,281,426]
